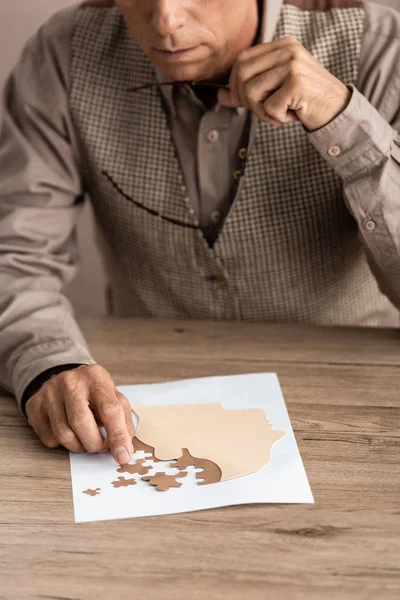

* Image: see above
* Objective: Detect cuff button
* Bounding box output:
[365,220,376,232]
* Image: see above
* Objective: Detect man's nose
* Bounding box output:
[151,0,187,36]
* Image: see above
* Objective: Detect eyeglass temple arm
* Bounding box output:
[127,81,230,93]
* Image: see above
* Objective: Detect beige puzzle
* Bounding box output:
[132,403,285,481]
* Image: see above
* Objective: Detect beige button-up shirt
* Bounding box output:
[155,68,251,239]
[1,0,400,411]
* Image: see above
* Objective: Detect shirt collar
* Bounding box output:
[155,0,284,118]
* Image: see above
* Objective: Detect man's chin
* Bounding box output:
[155,63,210,83]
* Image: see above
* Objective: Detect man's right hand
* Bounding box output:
[25,364,135,465]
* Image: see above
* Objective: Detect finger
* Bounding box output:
[227,64,239,106]
[93,386,134,464]
[230,36,303,108]
[115,390,135,442]
[243,63,290,112]
[263,79,300,125]
[89,405,110,451]
[243,36,303,59]
[47,396,85,453]
[234,48,295,109]
[218,88,235,107]
[260,114,284,128]
[227,36,298,93]
[63,380,109,454]
[27,401,60,449]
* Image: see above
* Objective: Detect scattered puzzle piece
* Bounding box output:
[141,471,188,491]
[111,476,137,488]
[170,448,222,485]
[117,459,151,476]
[83,488,101,496]
[132,437,161,462]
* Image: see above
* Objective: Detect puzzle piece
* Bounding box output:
[117,458,151,476]
[83,488,101,496]
[170,448,222,485]
[133,403,285,481]
[141,471,188,491]
[111,476,137,488]
[133,437,161,462]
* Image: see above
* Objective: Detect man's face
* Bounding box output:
[115,0,259,83]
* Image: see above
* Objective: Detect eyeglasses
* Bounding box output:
[127,79,230,94]
[101,80,247,235]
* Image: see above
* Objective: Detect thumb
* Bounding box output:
[218,88,235,107]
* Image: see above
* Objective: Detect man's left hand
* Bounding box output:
[217,36,352,132]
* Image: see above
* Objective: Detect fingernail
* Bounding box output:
[116,446,130,464]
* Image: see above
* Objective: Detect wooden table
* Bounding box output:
[1,318,399,599]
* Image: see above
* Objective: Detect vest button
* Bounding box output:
[207,130,219,143]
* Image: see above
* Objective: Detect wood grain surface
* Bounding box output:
[0,318,399,600]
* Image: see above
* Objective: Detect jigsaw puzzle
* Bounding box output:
[117,459,151,476]
[170,448,222,485]
[84,403,286,495]
[141,471,188,491]
[111,476,137,488]
[83,488,101,496]
[71,374,314,523]
[132,403,286,481]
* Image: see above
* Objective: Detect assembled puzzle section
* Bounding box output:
[132,403,286,481]
[82,403,286,496]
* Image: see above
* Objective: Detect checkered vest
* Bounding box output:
[69,2,398,325]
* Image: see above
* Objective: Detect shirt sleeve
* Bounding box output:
[307,1,400,309]
[0,6,97,413]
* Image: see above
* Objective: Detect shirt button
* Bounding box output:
[238,148,247,160]
[206,130,219,143]
[210,210,221,224]
[328,145,341,157]
[365,219,376,231]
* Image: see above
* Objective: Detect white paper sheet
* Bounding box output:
[69,373,314,522]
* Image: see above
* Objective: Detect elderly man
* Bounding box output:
[0,0,399,464]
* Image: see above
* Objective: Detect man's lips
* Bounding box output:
[152,46,202,62]
[154,46,196,53]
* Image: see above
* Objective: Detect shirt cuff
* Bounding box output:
[12,338,97,414]
[21,363,85,418]
[307,84,395,180]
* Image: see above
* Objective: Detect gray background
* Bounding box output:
[0,1,107,316]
